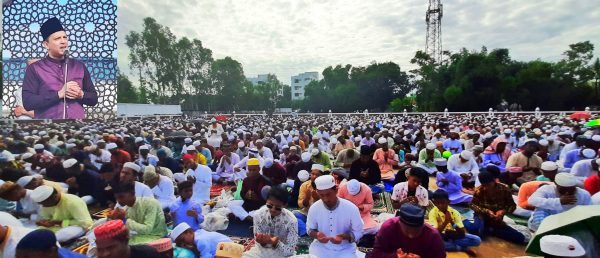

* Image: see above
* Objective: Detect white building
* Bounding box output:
[291,72,319,100]
[247,74,270,86]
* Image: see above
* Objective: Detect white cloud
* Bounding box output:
[118,0,600,85]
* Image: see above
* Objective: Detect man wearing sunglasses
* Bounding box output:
[245,184,299,257]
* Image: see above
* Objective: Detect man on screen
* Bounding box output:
[22,17,98,119]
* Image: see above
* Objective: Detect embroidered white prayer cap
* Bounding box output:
[426,143,436,150]
[298,170,310,182]
[540,161,558,171]
[301,152,311,162]
[170,222,191,241]
[582,148,596,159]
[311,164,324,172]
[31,185,54,203]
[62,158,78,169]
[459,150,473,160]
[433,158,447,166]
[123,162,141,173]
[106,143,118,150]
[347,179,361,195]
[315,175,335,190]
[540,235,585,257]
[555,173,577,187]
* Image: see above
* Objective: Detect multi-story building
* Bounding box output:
[291,72,319,100]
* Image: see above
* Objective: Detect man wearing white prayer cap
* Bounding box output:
[539,235,585,258]
[416,142,442,174]
[569,158,600,187]
[338,179,379,235]
[137,144,159,171]
[118,162,153,201]
[30,185,93,242]
[170,222,232,258]
[528,173,592,231]
[447,150,481,187]
[563,148,596,171]
[306,175,364,257]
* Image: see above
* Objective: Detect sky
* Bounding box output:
[117,0,600,86]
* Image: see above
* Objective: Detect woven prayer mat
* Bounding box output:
[210,184,234,198]
[372,192,395,214]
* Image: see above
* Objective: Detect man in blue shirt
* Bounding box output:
[170,222,232,258]
[170,181,204,231]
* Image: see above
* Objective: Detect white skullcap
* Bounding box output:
[123,162,141,173]
[301,152,311,162]
[21,152,34,160]
[31,185,54,203]
[144,165,156,174]
[459,150,473,160]
[62,158,78,169]
[311,164,325,172]
[555,173,577,187]
[538,139,549,147]
[283,130,289,135]
[378,137,387,144]
[33,144,44,150]
[433,158,447,166]
[312,135,320,140]
[426,143,436,150]
[16,176,34,187]
[311,148,320,156]
[298,170,310,182]
[263,158,274,168]
[193,141,201,147]
[55,141,65,146]
[135,137,144,143]
[106,143,118,150]
[582,148,597,159]
[354,136,362,142]
[210,118,217,122]
[541,161,558,171]
[248,148,259,154]
[65,143,76,149]
[255,139,263,144]
[186,145,196,151]
[540,235,585,257]
[237,141,245,148]
[315,175,336,190]
[330,138,338,144]
[347,179,361,196]
[184,138,192,143]
[290,146,297,151]
[592,135,600,142]
[170,222,191,241]
[139,145,149,150]
[503,129,512,134]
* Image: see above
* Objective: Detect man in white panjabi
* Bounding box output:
[307,175,364,258]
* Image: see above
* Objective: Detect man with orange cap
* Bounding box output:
[94,220,160,258]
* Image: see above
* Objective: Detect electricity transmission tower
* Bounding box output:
[426,0,443,64]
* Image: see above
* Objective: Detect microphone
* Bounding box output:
[63,49,69,63]
[62,49,69,119]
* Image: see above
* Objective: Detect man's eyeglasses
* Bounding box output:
[266,204,282,211]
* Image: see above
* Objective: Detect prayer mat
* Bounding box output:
[372,192,395,214]
[506,214,529,226]
[210,184,233,198]
[217,219,253,238]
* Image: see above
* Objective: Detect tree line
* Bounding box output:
[118,17,600,112]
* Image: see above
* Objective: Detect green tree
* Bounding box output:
[117,72,139,103]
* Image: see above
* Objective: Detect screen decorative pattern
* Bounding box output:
[2,0,117,119]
